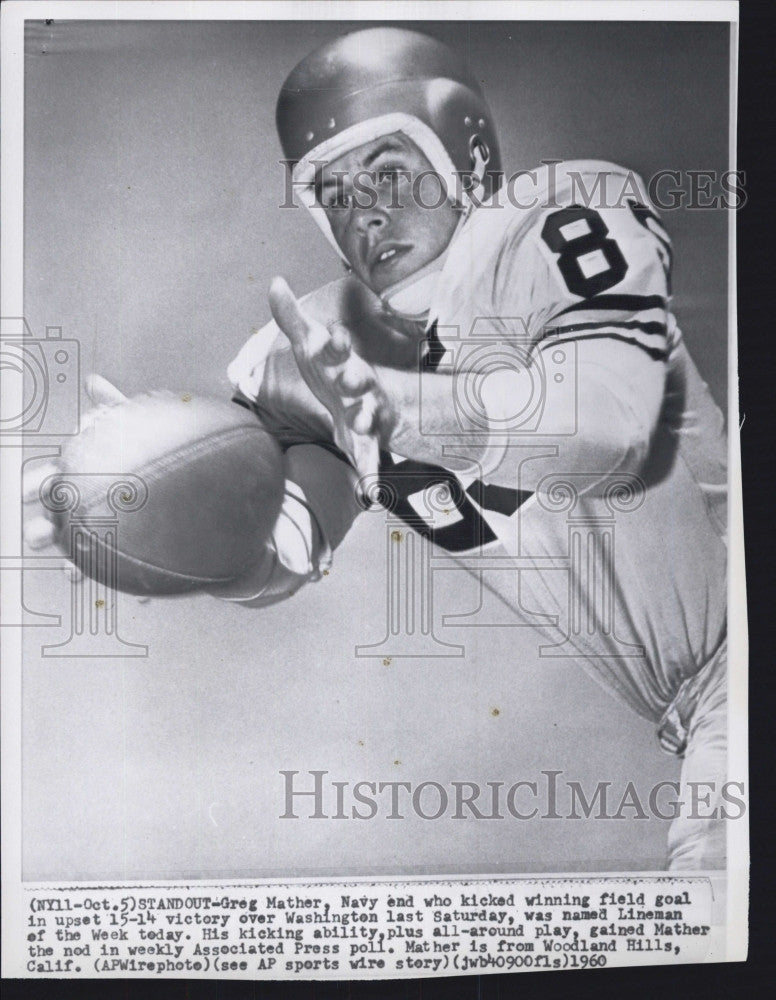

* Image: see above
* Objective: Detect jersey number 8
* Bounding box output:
[541,205,628,298]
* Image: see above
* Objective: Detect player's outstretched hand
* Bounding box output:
[269,277,395,481]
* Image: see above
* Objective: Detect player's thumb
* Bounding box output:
[268,277,311,348]
[85,374,127,407]
[351,433,380,492]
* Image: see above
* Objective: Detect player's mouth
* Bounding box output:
[368,241,413,280]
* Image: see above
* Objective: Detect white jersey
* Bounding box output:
[229,161,727,723]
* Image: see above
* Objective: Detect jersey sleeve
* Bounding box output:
[495,176,676,363]
[476,172,674,488]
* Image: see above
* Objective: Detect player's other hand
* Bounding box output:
[23,375,128,549]
[269,277,395,481]
[23,376,149,599]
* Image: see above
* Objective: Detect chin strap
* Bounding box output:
[379,250,450,323]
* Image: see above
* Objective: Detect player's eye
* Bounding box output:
[376,163,404,183]
[321,191,350,211]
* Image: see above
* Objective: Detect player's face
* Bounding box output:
[316,134,461,294]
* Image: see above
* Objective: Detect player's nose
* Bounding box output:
[353,204,389,235]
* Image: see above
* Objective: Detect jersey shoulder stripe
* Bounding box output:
[433,161,674,361]
[555,293,668,317]
[541,328,668,362]
[547,292,673,359]
[554,318,666,337]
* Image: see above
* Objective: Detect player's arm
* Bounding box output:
[378,197,674,486]
[222,296,365,608]
[372,334,665,489]
[263,296,667,491]
[266,204,672,491]
[476,198,673,489]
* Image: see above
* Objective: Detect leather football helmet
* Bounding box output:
[276,27,502,318]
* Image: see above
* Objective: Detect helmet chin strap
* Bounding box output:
[379,150,487,325]
[379,248,453,324]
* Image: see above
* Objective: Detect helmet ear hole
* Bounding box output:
[467,136,491,197]
[469,135,491,166]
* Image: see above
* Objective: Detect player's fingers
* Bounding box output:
[351,432,380,483]
[268,277,313,350]
[321,321,352,364]
[342,395,373,436]
[85,374,127,407]
[351,410,374,438]
[331,417,372,478]
[336,364,374,397]
[371,387,397,442]
[22,461,59,503]
[25,516,56,550]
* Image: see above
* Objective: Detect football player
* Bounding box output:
[224,28,730,869]
[26,27,729,870]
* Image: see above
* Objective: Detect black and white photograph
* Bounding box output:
[1,0,747,982]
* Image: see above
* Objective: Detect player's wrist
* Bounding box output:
[272,484,330,578]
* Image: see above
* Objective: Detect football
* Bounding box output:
[48,391,285,595]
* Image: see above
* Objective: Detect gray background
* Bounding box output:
[22,19,729,878]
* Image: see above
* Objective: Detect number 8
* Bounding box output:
[541,205,628,298]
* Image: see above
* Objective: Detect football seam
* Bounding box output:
[129,424,278,487]
[103,544,234,584]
